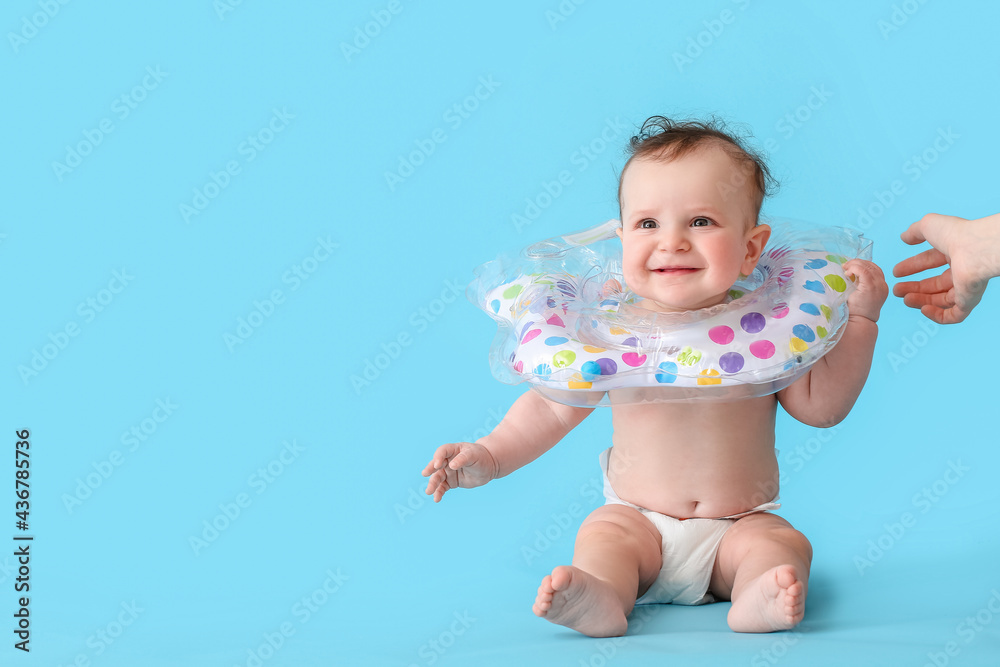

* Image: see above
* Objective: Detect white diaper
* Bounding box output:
[599,448,780,605]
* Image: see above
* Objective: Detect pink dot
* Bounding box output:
[708,325,735,345]
[771,303,789,319]
[546,314,565,327]
[522,329,541,344]
[749,340,775,359]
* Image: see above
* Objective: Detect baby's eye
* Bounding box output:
[691,217,713,227]
[639,219,658,229]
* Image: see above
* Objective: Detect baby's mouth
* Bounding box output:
[653,267,699,275]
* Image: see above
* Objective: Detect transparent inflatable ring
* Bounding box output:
[469,219,872,406]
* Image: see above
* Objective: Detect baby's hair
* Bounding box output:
[618,115,778,223]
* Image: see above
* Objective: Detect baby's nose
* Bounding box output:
[657,227,691,251]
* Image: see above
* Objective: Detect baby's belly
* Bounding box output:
[607,394,780,519]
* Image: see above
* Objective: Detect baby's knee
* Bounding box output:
[768,526,813,562]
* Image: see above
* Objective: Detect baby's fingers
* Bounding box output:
[423,469,452,502]
[422,443,461,476]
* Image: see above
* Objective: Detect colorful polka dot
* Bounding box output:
[596,358,618,375]
[655,362,678,384]
[825,274,847,292]
[799,303,820,316]
[552,350,576,368]
[792,324,815,342]
[677,346,703,366]
[741,312,766,334]
[720,352,745,374]
[697,369,722,385]
[804,280,825,294]
[503,284,523,299]
[581,360,602,381]
[544,336,568,346]
[804,258,828,269]
[749,340,775,359]
[709,325,735,345]
[622,352,647,367]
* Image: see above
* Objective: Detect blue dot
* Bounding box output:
[581,360,602,381]
[804,280,825,294]
[544,336,569,346]
[804,258,828,269]
[533,363,552,377]
[799,303,820,316]
[792,324,815,342]
[490,299,501,314]
[655,361,678,384]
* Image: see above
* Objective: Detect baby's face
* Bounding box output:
[617,145,770,313]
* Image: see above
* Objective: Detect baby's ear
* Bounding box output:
[741,224,771,273]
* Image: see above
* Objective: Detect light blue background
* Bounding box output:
[3,1,999,665]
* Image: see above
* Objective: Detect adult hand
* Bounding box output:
[892,213,1000,324]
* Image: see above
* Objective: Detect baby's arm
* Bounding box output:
[422,389,595,502]
[776,259,888,427]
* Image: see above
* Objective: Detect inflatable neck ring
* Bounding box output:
[470,219,872,406]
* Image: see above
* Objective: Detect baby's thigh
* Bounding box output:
[714,514,812,574]
[577,505,662,574]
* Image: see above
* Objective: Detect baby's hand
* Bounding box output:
[422,442,499,502]
[842,259,888,323]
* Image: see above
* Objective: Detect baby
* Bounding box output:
[423,116,888,637]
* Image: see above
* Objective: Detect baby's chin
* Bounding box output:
[634,294,729,314]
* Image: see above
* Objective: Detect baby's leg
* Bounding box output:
[709,513,812,633]
[533,504,661,637]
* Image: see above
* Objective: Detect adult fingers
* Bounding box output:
[902,291,953,309]
[893,269,953,297]
[893,247,947,278]
[921,303,970,325]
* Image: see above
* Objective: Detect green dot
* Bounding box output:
[817,326,828,338]
[825,254,847,265]
[552,350,576,368]
[502,284,524,299]
[729,289,745,299]
[820,304,833,321]
[825,274,847,292]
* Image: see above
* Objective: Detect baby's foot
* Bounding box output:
[727,564,805,633]
[532,565,627,638]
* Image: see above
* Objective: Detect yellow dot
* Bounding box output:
[567,373,593,389]
[582,345,606,353]
[697,369,722,385]
[609,326,629,336]
[790,338,808,354]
